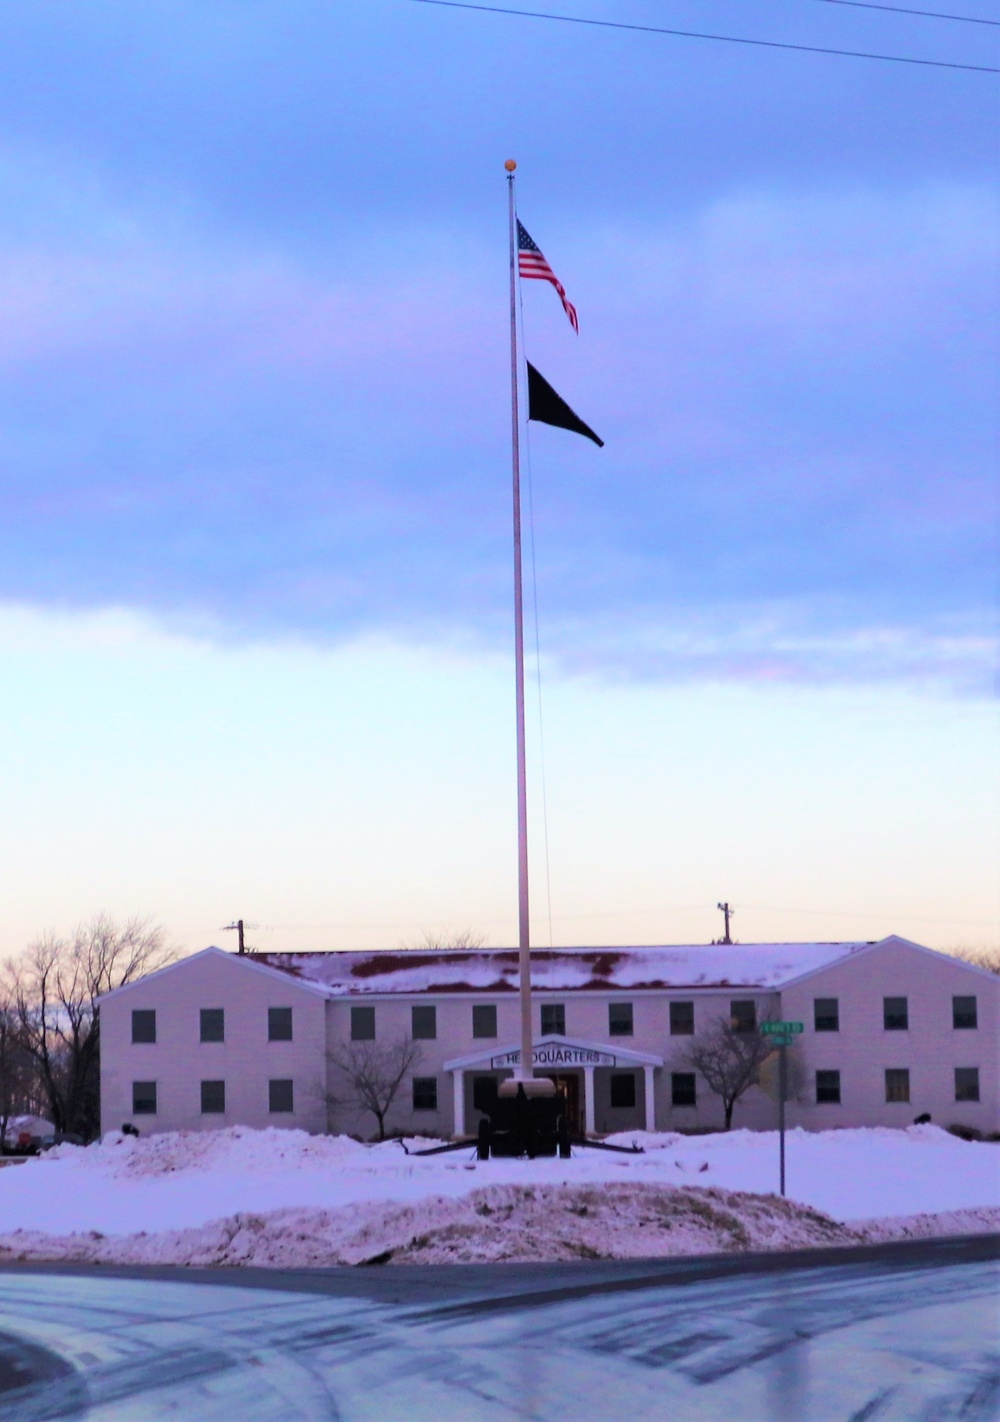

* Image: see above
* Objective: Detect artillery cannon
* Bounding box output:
[476,1080,571,1159]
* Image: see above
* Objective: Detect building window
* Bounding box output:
[671,1073,697,1107]
[608,1003,633,1037]
[814,999,839,1033]
[473,1076,499,1113]
[731,1000,756,1034]
[413,1077,438,1111]
[883,997,908,1031]
[541,1003,565,1036]
[268,1007,293,1042]
[132,1081,157,1115]
[472,1004,497,1039]
[955,1068,980,1102]
[201,1080,226,1114]
[670,1001,694,1036]
[953,996,977,1030]
[610,1074,636,1109]
[885,1069,910,1103]
[131,1010,156,1044]
[269,1079,294,1113]
[411,1005,437,1040]
[200,1008,225,1043]
[351,1006,375,1041]
[815,1071,841,1104]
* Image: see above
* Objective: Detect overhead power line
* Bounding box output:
[409,0,1000,72]
[805,0,999,27]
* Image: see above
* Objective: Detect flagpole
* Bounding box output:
[505,159,534,1086]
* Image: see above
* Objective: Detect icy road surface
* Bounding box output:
[0,1236,997,1421]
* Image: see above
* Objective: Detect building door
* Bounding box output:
[540,1072,581,1134]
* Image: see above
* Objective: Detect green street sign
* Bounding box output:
[768,1036,793,1048]
[761,1021,804,1035]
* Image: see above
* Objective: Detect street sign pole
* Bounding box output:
[778,1043,787,1197]
[761,1022,800,1197]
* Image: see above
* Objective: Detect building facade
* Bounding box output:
[98,936,999,1140]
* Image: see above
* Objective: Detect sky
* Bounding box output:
[0,0,997,959]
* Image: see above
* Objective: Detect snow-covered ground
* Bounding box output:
[0,1125,995,1266]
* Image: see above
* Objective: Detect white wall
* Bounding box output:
[100,950,329,1135]
[780,939,1000,1132]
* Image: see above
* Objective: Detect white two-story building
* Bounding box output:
[98,936,999,1140]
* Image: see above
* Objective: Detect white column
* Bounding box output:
[452,1070,465,1139]
[584,1066,596,1136]
[643,1065,655,1133]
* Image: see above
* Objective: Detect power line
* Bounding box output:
[408,0,1000,72]
[805,0,999,28]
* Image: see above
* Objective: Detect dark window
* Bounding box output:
[413,1077,438,1111]
[731,1000,756,1034]
[351,1006,375,1041]
[885,1069,910,1103]
[541,1003,565,1036]
[472,1076,499,1112]
[814,999,839,1033]
[670,1001,694,1036]
[955,1067,980,1102]
[815,1070,841,1104]
[953,996,977,1030]
[472,1004,497,1038]
[201,1079,226,1114]
[883,997,908,1031]
[132,1081,157,1114]
[411,1005,437,1040]
[671,1073,697,1107]
[131,1009,156,1044]
[269,1079,294,1113]
[609,1074,636,1109]
[268,1007,293,1042]
[608,1002,633,1037]
[200,1008,225,1043]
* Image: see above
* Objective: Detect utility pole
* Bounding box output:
[222,920,245,955]
[716,902,734,945]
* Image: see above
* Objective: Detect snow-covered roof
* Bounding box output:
[248,941,877,998]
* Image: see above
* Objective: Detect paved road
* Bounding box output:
[0,1236,997,1420]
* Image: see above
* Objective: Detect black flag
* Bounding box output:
[527,362,603,448]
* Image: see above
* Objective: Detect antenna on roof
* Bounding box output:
[221,919,258,955]
[715,902,735,945]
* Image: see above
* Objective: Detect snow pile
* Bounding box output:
[0,1124,996,1265]
[45,1125,371,1179]
[855,1206,1000,1243]
[0,1182,860,1268]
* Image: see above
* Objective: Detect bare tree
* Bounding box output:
[326,1037,422,1141]
[949,946,1000,976]
[5,913,172,1140]
[402,929,488,951]
[680,1016,776,1131]
[0,995,35,1151]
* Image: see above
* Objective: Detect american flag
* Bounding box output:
[517,219,578,333]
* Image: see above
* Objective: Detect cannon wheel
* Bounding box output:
[477,1117,491,1161]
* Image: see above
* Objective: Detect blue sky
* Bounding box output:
[0,1,997,955]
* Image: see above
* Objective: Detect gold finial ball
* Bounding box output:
[504,159,517,172]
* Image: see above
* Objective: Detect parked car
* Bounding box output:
[2,1115,56,1155]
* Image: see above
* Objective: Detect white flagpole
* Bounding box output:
[505,159,534,1085]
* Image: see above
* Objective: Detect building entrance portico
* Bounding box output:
[444,1035,663,1138]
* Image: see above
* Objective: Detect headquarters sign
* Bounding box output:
[491,1045,618,1070]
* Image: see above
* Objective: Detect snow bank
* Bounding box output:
[45,1125,372,1177]
[0,1124,995,1261]
[0,1183,861,1268]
